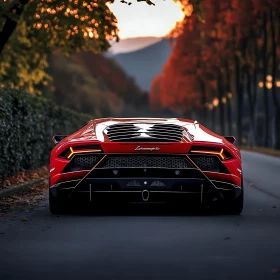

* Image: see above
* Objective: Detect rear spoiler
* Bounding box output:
[52,135,68,145]
[224,136,236,144]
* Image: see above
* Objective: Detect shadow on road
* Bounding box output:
[60,202,238,217]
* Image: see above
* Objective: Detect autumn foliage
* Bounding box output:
[150,0,280,148]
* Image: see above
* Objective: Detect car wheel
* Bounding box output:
[49,189,66,215]
[226,188,244,215]
[216,177,244,215]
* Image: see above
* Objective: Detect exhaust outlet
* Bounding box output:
[142,190,149,202]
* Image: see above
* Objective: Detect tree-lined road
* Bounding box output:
[1,151,280,280]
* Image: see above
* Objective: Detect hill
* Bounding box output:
[111,39,172,91]
[47,52,149,118]
[107,37,162,55]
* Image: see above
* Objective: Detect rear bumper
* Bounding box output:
[50,154,242,205]
[50,177,242,204]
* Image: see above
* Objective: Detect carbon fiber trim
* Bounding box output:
[62,154,104,173]
[65,154,224,203]
[98,155,193,169]
[188,155,229,173]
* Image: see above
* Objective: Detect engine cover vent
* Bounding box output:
[104,123,183,142]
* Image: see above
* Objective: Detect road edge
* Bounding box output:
[0,176,49,199]
[240,147,280,158]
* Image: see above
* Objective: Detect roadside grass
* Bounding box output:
[240,146,280,158]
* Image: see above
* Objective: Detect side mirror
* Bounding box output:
[224,136,236,144]
[52,135,68,145]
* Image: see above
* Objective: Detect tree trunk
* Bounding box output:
[199,78,207,125]
[274,114,280,149]
[246,67,256,147]
[252,13,261,147]
[211,88,216,132]
[225,62,232,135]
[0,0,29,55]
[234,55,244,145]
[252,65,258,146]
[217,69,225,135]
[212,107,216,132]
[262,12,269,147]
[269,8,280,148]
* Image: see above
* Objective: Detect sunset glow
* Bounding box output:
[108,0,184,39]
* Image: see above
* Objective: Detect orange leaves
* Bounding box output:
[209,80,217,90]
[150,0,280,115]
[149,13,204,113]
[149,9,208,114]
[277,45,280,58]
[173,0,194,16]
[252,0,270,13]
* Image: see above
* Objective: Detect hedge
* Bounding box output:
[0,88,93,180]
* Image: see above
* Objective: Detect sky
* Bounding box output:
[108,0,184,39]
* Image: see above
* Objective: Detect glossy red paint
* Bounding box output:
[49,118,242,188]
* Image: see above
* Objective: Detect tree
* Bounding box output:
[0,1,119,55]
[0,0,120,93]
[150,0,280,149]
[150,13,208,118]
[267,1,280,148]
[0,0,203,94]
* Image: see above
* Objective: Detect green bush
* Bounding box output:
[0,88,93,180]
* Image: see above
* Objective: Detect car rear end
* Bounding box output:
[49,120,243,213]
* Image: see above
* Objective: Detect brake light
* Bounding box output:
[59,145,102,159]
[190,146,232,160]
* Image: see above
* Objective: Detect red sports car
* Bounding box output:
[49,118,243,214]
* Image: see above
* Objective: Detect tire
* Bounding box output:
[226,189,244,215]
[218,178,244,215]
[49,189,66,215]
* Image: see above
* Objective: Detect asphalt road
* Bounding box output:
[1,151,280,280]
